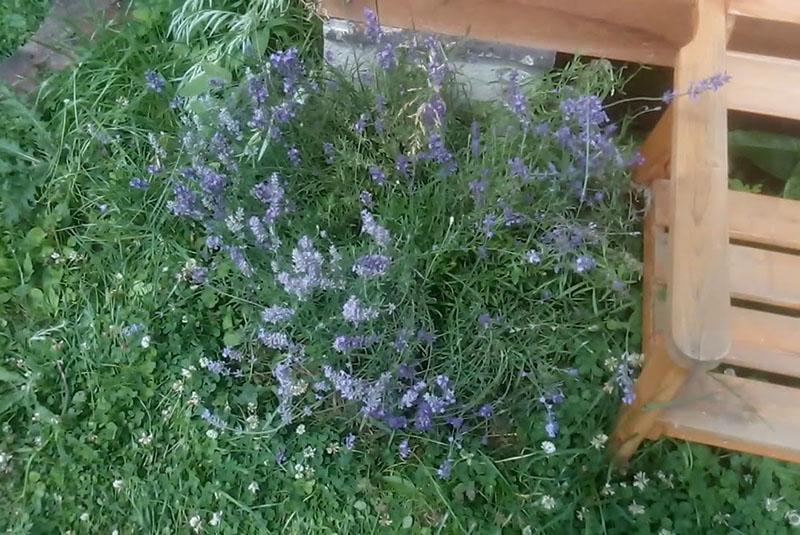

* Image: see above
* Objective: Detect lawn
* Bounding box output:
[1,1,799,533]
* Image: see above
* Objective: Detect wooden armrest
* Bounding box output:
[668,0,731,364]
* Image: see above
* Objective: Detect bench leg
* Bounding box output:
[611,336,690,464]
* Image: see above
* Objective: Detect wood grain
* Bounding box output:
[727,52,800,121]
[655,372,800,464]
[668,0,731,363]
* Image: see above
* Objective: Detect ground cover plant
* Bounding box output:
[2,1,800,533]
[0,0,51,57]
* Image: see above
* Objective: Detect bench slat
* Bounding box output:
[727,51,800,121]
[652,224,800,310]
[652,180,800,252]
[729,0,800,25]
[654,372,800,464]
[730,245,800,310]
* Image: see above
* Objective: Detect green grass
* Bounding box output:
[2,1,800,534]
[0,0,51,57]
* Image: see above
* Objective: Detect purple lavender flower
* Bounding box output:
[342,295,379,325]
[275,236,334,300]
[575,255,597,273]
[272,101,296,124]
[369,165,387,186]
[270,48,305,95]
[210,132,237,172]
[129,177,150,190]
[508,157,531,184]
[560,95,608,126]
[246,68,269,105]
[274,357,296,424]
[360,210,392,247]
[222,347,242,361]
[394,330,412,353]
[169,183,203,220]
[333,334,379,353]
[398,439,411,460]
[287,146,301,167]
[424,37,449,92]
[249,216,270,247]
[354,113,370,135]
[201,408,227,429]
[502,205,526,227]
[252,173,288,225]
[544,413,559,438]
[477,404,493,419]
[262,306,295,325]
[145,70,166,93]
[505,70,530,130]
[377,41,397,71]
[227,246,253,277]
[480,214,498,239]
[413,401,433,431]
[359,191,374,208]
[258,329,292,350]
[344,433,357,450]
[469,177,489,205]
[478,313,493,329]
[147,163,162,176]
[616,361,636,405]
[205,359,231,376]
[663,72,732,103]
[206,235,223,250]
[417,329,436,345]
[395,154,411,177]
[353,254,391,278]
[122,323,145,338]
[470,120,481,158]
[526,250,542,264]
[218,107,242,140]
[436,458,453,480]
[421,94,447,129]
[323,142,335,164]
[427,133,456,176]
[363,8,383,43]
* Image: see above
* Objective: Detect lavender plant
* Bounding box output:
[145,10,642,458]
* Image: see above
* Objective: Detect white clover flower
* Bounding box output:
[79,512,90,522]
[293,463,305,480]
[172,380,184,393]
[198,357,210,368]
[628,501,645,515]
[189,515,203,533]
[540,495,556,510]
[766,497,781,513]
[246,414,259,429]
[247,481,259,494]
[112,529,120,535]
[188,391,201,406]
[137,433,153,446]
[181,368,193,378]
[657,529,675,535]
[522,527,533,535]
[600,483,615,497]
[326,442,341,455]
[140,335,151,349]
[786,510,800,527]
[206,429,219,440]
[112,479,124,491]
[541,441,556,455]
[209,511,223,527]
[633,471,650,491]
[295,424,306,435]
[303,446,317,459]
[591,433,609,450]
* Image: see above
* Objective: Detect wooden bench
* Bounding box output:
[320,0,800,463]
